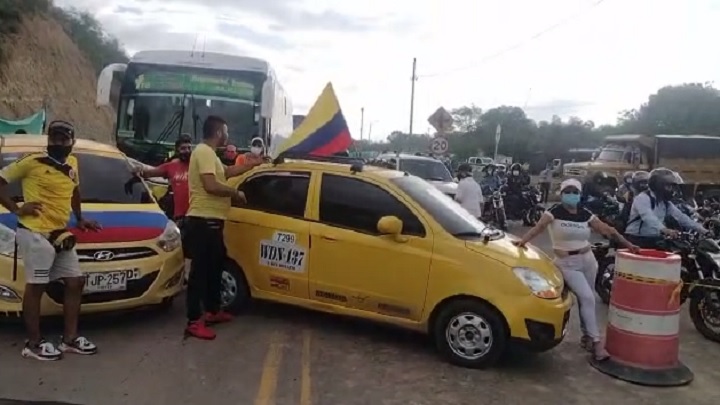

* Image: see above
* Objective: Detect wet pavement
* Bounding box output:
[2,224,720,405]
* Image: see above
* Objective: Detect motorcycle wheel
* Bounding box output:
[523,206,544,227]
[594,256,615,305]
[689,282,720,343]
[496,209,508,231]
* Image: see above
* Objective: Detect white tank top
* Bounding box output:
[546,204,594,251]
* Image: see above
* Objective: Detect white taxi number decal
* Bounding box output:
[273,231,296,245]
[259,240,306,273]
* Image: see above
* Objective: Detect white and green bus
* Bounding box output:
[97,50,293,166]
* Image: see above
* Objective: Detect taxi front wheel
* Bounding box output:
[433,299,508,369]
[221,259,251,314]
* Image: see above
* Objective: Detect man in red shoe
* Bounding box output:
[183,116,263,340]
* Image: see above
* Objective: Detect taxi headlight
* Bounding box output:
[512,267,560,299]
[0,223,17,257]
[0,285,20,302]
[157,221,181,252]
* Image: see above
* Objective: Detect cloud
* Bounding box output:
[53,0,720,142]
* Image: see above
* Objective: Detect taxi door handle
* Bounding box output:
[319,234,338,242]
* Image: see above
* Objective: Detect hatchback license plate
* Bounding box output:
[84,271,128,294]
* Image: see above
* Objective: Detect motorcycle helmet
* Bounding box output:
[509,163,522,177]
[648,168,677,200]
[482,163,496,176]
[622,171,634,185]
[631,171,650,192]
[584,171,610,197]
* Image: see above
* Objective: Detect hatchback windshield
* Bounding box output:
[391,175,490,237]
[0,152,154,204]
[399,158,453,182]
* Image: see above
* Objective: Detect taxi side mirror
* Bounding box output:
[377,216,407,242]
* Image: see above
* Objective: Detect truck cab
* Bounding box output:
[562,135,654,183]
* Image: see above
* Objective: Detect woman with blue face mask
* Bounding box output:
[513,178,639,361]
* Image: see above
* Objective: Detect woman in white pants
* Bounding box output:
[513,178,639,360]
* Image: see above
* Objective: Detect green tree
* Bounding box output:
[616,83,720,135]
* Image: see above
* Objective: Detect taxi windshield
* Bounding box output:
[391,175,491,238]
[0,152,154,204]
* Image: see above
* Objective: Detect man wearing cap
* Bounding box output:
[235,137,267,167]
[0,120,101,360]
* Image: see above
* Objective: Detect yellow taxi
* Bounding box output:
[0,136,184,317]
[221,155,572,368]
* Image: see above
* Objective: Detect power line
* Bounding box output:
[418,0,607,78]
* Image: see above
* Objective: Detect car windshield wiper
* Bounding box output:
[426,176,446,181]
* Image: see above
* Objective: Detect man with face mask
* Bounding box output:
[624,168,708,248]
[183,116,262,340]
[0,120,102,360]
[134,134,193,221]
[234,137,266,167]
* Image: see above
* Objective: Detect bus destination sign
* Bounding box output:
[134,71,255,99]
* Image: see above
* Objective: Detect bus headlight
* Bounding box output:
[512,267,560,299]
[0,224,17,257]
[157,221,181,252]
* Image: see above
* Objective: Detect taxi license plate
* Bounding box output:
[84,271,128,294]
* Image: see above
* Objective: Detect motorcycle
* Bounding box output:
[594,232,720,342]
[592,241,616,305]
[583,193,620,227]
[501,184,545,226]
[481,188,508,231]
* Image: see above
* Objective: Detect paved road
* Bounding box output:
[2,224,720,405]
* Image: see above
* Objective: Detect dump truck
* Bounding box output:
[562,134,720,199]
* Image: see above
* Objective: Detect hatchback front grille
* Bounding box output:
[76,246,157,263]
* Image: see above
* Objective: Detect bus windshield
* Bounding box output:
[116,63,266,164]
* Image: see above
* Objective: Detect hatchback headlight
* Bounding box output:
[0,223,17,257]
[157,221,181,252]
[512,267,560,299]
[0,285,21,302]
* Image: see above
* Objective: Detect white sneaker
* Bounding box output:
[59,336,98,355]
[21,339,62,361]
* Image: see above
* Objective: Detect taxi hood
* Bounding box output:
[465,236,562,285]
[429,181,458,195]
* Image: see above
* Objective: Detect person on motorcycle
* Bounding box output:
[455,163,483,218]
[480,164,500,194]
[506,163,525,195]
[581,171,614,213]
[624,168,708,248]
[617,171,634,202]
[512,178,638,361]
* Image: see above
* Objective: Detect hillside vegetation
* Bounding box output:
[0,0,128,143]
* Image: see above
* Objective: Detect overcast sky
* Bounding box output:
[57,0,720,141]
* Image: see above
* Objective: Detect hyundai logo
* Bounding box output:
[93,250,115,261]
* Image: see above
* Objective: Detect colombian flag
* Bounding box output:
[271,83,352,158]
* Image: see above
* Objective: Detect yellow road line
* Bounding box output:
[254,332,286,405]
[300,329,312,405]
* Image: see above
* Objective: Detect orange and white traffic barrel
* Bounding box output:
[589,249,694,386]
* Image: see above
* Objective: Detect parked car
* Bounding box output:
[219,154,572,368]
[0,136,184,317]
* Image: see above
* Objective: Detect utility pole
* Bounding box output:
[409,57,417,136]
[360,107,365,141]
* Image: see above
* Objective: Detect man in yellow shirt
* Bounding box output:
[183,115,263,340]
[0,121,101,361]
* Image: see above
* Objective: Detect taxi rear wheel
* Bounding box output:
[433,299,508,369]
[221,260,251,314]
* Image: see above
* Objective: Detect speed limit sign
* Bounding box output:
[430,137,449,154]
